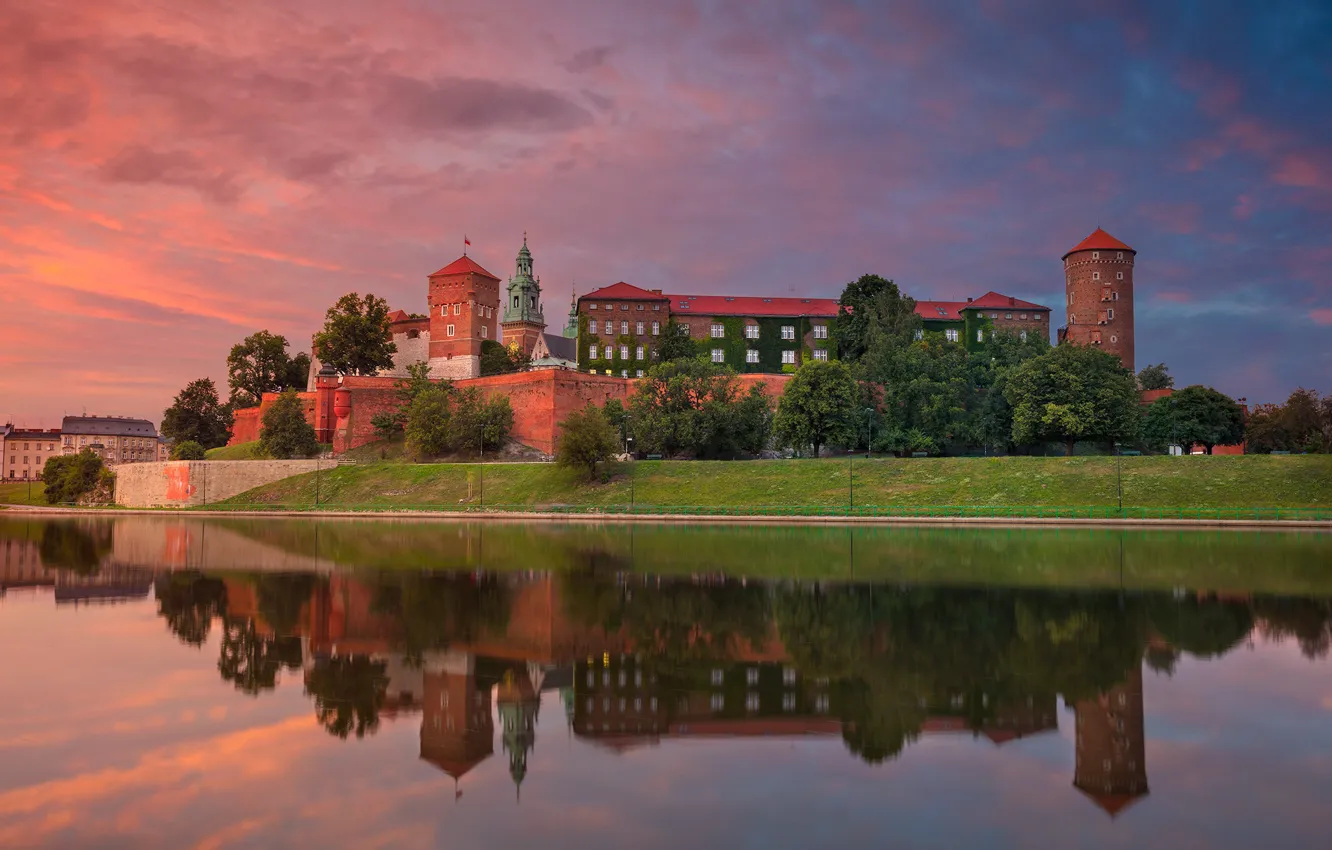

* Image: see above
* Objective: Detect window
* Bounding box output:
[1116,272,1124,280]
[781,325,795,340]
[1116,252,1124,259]
[621,369,629,378]
[636,345,645,360]
[1068,292,1074,305]
[711,694,725,712]
[781,350,796,364]
[813,324,828,339]
[1107,308,1114,320]
[1093,272,1100,281]
[813,349,828,361]
[1112,292,1119,301]
[480,326,487,338]
[589,303,597,310]
[711,348,724,363]
[1020,331,1028,341]
[620,345,629,360]
[1005,313,1013,320]
[653,304,661,311]
[636,370,644,378]
[977,329,985,342]
[620,304,629,311]
[711,669,724,685]
[746,349,759,364]
[590,319,598,334]
[637,304,644,311]
[651,322,660,335]
[1070,314,1076,324]
[710,323,724,338]
[446,324,455,336]
[636,322,644,335]
[454,303,462,315]
[945,328,959,342]
[746,668,760,685]
[1020,313,1027,320]
[783,667,797,686]
[620,321,629,335]
[1110,335,1118,343]
[745,693,760,712]
[1092,251,1100,259]
[678,324,690,336]
[744,324,759,339]
[914,329,924,340]
[589,345,598,359]
[782,693,796,712]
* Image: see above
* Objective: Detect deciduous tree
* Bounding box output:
[774,360,858,457]
[259,390,320,459]
[1137,362,1173,391]
[656,319,699,363]
[42,450,112,505]
[556,404,620,480]
[629,360,772,459]
[835,274,919,363]
[170,440,206,460]
[404,385,453,460]
[1143,384,1244,454]
[1003,344,1139,455]
[162,378,232,449]
[227,330,309,407]
[312,292,397,376]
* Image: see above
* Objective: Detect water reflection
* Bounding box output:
[3,517,1332,847]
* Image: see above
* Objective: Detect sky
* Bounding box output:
[1,0,1329,426]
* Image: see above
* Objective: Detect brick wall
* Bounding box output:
[1064,248,1135,372]
[225,392,317,447]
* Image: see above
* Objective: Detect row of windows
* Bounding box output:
[708,349,826,364]
[1090,251,1126,260]
[9,442,56,451]
[1066,309,1114,324]
[1088,271,1125,281]
[588,345,651,360]
[587,303,663,312]
[441,303,494,318]
[589,320,660,336]
[922,328,1029,343]
[709,323,826,340]
[443,324,488,338]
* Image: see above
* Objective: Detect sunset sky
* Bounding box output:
[2,0,1329,426]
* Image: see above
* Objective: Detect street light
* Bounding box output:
[1114,441,1123,515]
[479,423,485,510]
[864,407,874,459]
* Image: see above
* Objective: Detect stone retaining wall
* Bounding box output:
[114,460,323,507]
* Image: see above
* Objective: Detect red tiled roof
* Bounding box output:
[914,300,969,320]
[967,291,1050,311]
[387,309,410,322]
[1075,787,1149,818]
[1063,228,1135,259]
[430,255,499,279]
[665,294,840,318]
[579,281,669,302]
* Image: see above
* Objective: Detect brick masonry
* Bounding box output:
[114,459,324,507]
[1063,247,1135,372]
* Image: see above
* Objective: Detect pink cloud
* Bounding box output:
[1156,291,1194,304]
[1311,309,1332,326]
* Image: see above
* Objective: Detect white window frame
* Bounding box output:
[620,321,628,335]
[1092,251,1100,259]
[781,325,795,340]
[446,323,456,337]
[744,324,760,339]
[812,324,828,339]
[945,328,959,343]
[588,344,598,359]
[710,323,725,338]
[1116,272,1124,280]
[745,349,759,364]
[636,345,645,360]
[1107,308,1114,320]
[480,325,487,338]
[651,322,660,336]
[590,319,598,333]
[977,329,984,343]
[914,329,924,340]
[636,322,644,335]
[781,350,796,364]
[619,345,629,360]
[711,348,724,363]
[813,349,828,361]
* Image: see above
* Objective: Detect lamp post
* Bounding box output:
[865,407,874,459]
[1115,441,1123,516]
[479,424,484,510]
[626,434,634,514]
[315,453,320,508]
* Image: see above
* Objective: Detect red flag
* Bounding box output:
[464,235,471,246]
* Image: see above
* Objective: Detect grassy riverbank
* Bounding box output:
[220,455,1332,514]
[0,481,46,506]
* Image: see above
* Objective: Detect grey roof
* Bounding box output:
[540,333,577,363]
[61,416,158,438]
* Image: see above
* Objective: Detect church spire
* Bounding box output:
[503,233,543,326]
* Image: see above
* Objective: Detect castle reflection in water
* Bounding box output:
[7,519,1330,821]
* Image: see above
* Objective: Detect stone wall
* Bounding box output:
[226,392,316,446]
[114,460,323,507]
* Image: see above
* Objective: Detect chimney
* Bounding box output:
[966,297,973,303]
[1008,297,1015,306]
[652,289,662,294]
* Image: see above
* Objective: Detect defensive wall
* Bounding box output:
[226,370,791,457]
[114,460,323,508]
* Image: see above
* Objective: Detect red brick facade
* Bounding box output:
[1063,229,1135,372]
[428,256,501,380]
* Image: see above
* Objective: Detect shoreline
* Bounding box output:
[4,505,1331,530]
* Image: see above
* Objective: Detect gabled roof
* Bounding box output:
[1075,786,1149,818]
[967,291,1050,311]
[431,255,499,279]
[914,300,969,320]
[61,416,157,438]
[665,294,840,318]
[580,282,669,302]
[1063,228,1135,259]
[538,333,577,363]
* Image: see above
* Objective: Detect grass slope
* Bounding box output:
[204,441,269,460]
[222,455,1332,512]
[0,481,47,506]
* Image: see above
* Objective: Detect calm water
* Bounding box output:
[2,516,1331,849]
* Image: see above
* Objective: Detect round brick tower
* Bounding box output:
[1061,228,1136,373]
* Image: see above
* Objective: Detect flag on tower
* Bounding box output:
[464,235,470,255]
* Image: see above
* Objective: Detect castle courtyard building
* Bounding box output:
[60,416,161,466]
[5,428,60,479]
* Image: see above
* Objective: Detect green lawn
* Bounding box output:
[219,454,1332,514]
[0,480,47,506]
[204,441,270,460]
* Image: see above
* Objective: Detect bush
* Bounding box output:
[171,440,207,460]
[405,385,454,460]
[404,384,515,460]
[260,390,320,459]
[42,450,113,505]
[629,359,773,459]
[556,405,619,480]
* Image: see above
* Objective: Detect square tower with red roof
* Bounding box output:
[427,255,502,379]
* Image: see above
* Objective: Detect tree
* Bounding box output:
[1003,344,1139,455]
[259,390,320,459]
[161,378,232,449]
[629,360,772,459]
[170,440,206,460]
[835,274,919,363]
[227,330,309,407]
[1143,385,1244,454]
[451,388,515,454]
[404,385,454,460]
[305,656,389,739]
[774,360,859,456]
[556,404,619,480]
[1246,388,1331,454]
[656,319,698,363]
[370,363,437,440]
[312,292,397,376]
[42,450,113,505]
[1137,362,1173,391]
[480,339,530,376]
